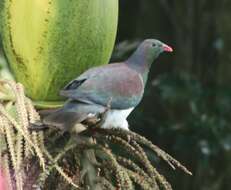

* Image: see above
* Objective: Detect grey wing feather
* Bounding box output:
[60,63,144,109]
[64,79,87,91]
[63,65,101,90]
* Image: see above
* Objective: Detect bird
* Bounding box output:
[42,39,173,131]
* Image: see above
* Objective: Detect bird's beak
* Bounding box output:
[162,44,173,52]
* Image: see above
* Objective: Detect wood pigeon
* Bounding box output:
[43,39,173,130]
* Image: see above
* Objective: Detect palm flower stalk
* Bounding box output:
[0,80,191,190]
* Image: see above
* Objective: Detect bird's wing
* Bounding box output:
[60,63,144,109]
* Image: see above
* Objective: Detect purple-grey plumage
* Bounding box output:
[60,63,144,109]
[43,39,173,130]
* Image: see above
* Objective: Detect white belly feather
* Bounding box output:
[101,108,134,130]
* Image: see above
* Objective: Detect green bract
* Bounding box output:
[1,0,118,101]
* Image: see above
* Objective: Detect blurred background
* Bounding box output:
[113,0,231,190]
[0,0,231,189]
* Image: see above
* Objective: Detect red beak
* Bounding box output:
[163,44,173,52]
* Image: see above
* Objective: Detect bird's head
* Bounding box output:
[140,39,173,60]
[126,39,173,84]
[127,39,173,74]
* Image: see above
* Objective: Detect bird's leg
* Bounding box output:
[92,97,112,129]
[83,116,100,127]
[82,98,112,129]
[84,98,112,130]
[75,98,112,141]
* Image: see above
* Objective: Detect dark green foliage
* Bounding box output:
[131,73,231,190]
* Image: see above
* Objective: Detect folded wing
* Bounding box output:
[60,63,144,109]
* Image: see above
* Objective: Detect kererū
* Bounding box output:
[42,39,173,131]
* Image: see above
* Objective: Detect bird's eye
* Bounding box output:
[152,43,157,47]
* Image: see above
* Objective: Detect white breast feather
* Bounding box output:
[101,108,134,130]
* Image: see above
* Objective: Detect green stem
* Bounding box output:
[33,101,65,109]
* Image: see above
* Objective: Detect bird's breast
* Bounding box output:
[101,107,134,130]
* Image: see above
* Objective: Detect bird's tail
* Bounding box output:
[29,101,106,132]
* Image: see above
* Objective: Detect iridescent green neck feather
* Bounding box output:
[126,40,163,85]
